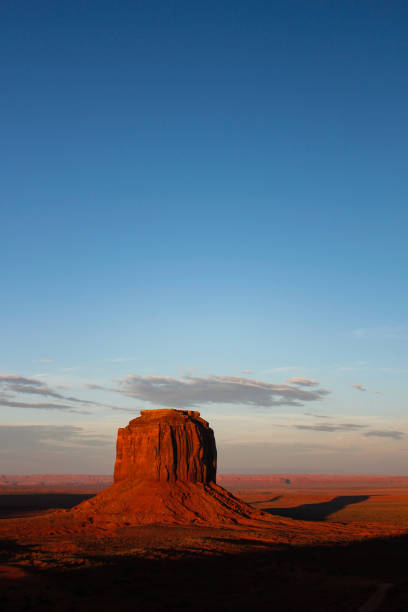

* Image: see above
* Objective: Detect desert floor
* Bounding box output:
[1,482,408,611]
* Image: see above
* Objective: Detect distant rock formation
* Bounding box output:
[114,409,217,484]
[73,409,262,526]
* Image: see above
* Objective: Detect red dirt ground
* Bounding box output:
[1,477,408,610]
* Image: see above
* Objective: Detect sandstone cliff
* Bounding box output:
[114,409,217,483]
[71,409,262,526]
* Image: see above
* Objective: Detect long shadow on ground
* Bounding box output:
[251,495,282,505]
[264,495,371,521]
[0,494,95,518]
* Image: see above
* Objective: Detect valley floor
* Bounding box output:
[1,483,408,611]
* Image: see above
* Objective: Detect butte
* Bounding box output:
[73,409,263,526]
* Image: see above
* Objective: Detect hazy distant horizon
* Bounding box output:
[3,472,408,479]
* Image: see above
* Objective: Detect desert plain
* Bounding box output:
[2,473,408,611]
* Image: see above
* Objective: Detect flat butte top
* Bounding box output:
[125,409,211,429]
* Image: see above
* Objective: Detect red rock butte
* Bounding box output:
[114,409,217,484]
[71,409,264,526]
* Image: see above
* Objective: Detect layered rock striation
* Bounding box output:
[114,409,217,484]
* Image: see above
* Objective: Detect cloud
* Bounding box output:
[0,395,90,414]
[33,359,53,364]
[0,425,113,451]
[287,377,319,387]
[85,383,106,391]
[0,375,43,387]
[111,406,142,413]
[303,412,331,419]
[352,384,367,392]
[364,430,404,440]
[0,425,115,472]
[241,370,253,375]
[295,423,366,433]
[352,383,381,394]
[0,373,120,413]
[116,374,330,408]
[5,383,68,399]
[0,374,71,400]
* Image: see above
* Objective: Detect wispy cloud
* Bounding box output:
[352,384,367,392]
[351,383,380,394]
[0,425,112,451]
[0,425,115,472]
[0,374,91,403]
[241,370,253,375]
[364,430,404,440]
[116,374,330,408]
[112,406,142,414]
[85,383,106,391]
[287,377,319,387]
[0,395,90,414]
[0,375,69,399]
[32,359,53,364]
[0,374,119,413]
[295,423,366,432]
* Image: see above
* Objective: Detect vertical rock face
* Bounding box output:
[114,409,217,484]
[68,407,261,526]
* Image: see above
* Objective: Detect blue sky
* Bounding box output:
[1,0,407,474]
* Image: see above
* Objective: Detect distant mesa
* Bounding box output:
[73,409,262,526]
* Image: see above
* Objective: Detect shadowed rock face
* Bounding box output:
[114,409,217,484]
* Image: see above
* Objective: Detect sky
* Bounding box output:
[1,0,408,474]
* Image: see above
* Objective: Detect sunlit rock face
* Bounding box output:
[16,408,260,527]
[113,409,217,484]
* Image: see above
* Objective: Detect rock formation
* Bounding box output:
[73,409,263,526]
[114,409,217,484]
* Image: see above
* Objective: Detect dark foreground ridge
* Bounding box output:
[2,524,408,611]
